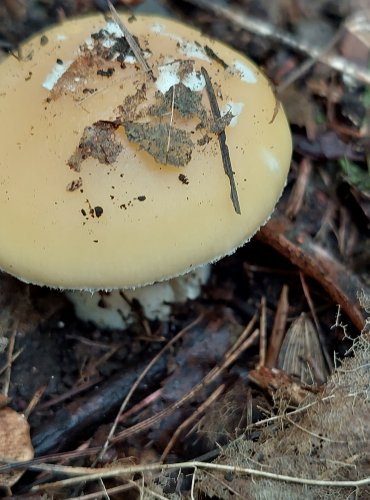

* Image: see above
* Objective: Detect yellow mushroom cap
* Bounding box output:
[0,14,292,290]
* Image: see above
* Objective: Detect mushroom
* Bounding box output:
[0,12,292,328]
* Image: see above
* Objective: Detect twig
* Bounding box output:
[244,391,369,434]
[191,466,197,500]
[226,314,256,359]
[66,334,120,351]
[201,67,241,215]
[0,448,104,474]
[36,376,103,410]
[119,290,153,337]
[66,482,135,500]
[1,394,343,476]
[111,329,259,443]
[98,478,109,500]
[285,416,347,444]
[185,0,370,86]
[285,158,312,219]
[265,285,289,368]
[277,21,346,92]
[24,385,46,419]
[96,314,204,463]
[203,469,243,497]
[81,345,121,382]
[32,355,167,456]
[256,215,366,331]
[107,1,154,81]
[2,328,16,397]
[160,384,225,462]
[258,297,267,368]
[118,388,162,423]
[0,347,23,376]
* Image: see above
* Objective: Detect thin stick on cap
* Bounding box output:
[107,0,155,81]
[201,66,241,215]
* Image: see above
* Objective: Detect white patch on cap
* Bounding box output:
[155,29,210,62]
[230,60,257,84]
[105,19,123,38]
[42,61,72,91]
[84,21,152,64]
[156,62,206,94]
[85,37,94,50]
[156,62,181,93]
[124,55,137,64]
[151,23,165,33]
[221,102,245,126]
[87,20,122,49]
[179,41,210,61]
[102,38,115,49]
[56,34,67,41]
[262,148,280,172]
[182,70,205,91]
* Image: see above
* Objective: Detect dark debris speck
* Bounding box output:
[97,67,115,77]
[179,174,189,185]
[94,206,104,218]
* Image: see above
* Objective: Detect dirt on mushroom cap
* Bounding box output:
[0,14,292,289]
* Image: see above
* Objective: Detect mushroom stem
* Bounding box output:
[66,265,210,329]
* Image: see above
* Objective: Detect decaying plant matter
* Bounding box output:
[195,330,370,499]
[1,0,370,498]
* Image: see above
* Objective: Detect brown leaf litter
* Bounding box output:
[196,330,370,499]
[0,407,34,489]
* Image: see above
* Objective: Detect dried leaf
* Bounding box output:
[249,366,313,406]
[280,87,317,140]
[197,333,370,499]
[0,407,34,488]
[277,313,328,385]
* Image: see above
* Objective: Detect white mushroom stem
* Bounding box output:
[66,265,210,329]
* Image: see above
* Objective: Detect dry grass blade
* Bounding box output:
[2,328,16,397]
[107,1,154,80]
[265,285,289,368]
[66,482,136,500]
[285,158,312,219]
[258,296,267,367]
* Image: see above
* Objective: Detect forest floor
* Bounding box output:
[0,0,369,498]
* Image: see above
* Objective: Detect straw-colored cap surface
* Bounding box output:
[0,14,291,289]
